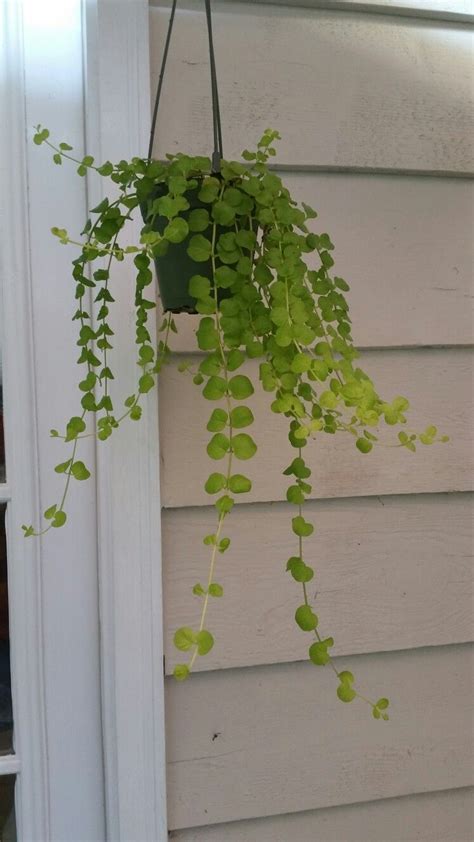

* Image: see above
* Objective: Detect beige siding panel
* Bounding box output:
[170,786,474,842]
[165,173,474,353]
[235,0,474,24]
[163,493,473,673]
[149,4,474,172]
[166,645,474,829]
[159,348,473,508]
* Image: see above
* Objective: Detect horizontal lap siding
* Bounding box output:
[169,786,474,841]
[163,493,473,673]
[217,0,474,24]
[166,173,474,352]
[160,348,473,507]
[149,4,474,171]
[166,645,474,828]
[150,0,474,836]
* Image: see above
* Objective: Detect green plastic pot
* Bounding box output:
[141,182,228,314]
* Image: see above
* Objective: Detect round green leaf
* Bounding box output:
[173,664,190,681]
[228,375,254,400]
[188,208,210,232]
[189,275,211,299]
[215,266,237,289]
[292,516,314,537]
[337,684,356,703]
[232,433,257,460]
[228,474,252,494]
[208,583,223,597]
[196,630,214,656]
[187,235,212,262]
[71,461,91,481]
[290,561,314,583]
[164,217,189,243]
[207,433,230,460]
[309,641,331,666]
[207,408,228,432]
[212,201,236,226]
[203,376,227,400]
[215,494,234,514]
[204,473,227,494]
[174,627,196,652]
[196,316,219,350]
[356,438,373,454]
[230,406,254,429]
[52,511,67,529]
[295,604,318,631]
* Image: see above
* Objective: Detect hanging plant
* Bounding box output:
[24,2,448,720]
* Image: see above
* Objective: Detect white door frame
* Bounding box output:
[2,0,167,838]
[83,1,168,838]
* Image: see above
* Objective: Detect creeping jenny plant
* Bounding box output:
[25,126,448,719]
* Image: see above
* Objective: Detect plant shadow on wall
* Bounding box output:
[24,125,449,721]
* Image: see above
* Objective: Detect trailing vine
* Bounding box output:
[25,125,448,718]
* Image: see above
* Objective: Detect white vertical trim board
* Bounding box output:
[84,1,168,839]
[1,0,107,838]
[1,4,51,839]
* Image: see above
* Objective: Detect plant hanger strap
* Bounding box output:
[147,0,224,172]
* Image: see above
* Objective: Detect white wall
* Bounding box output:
[149,0,474,837]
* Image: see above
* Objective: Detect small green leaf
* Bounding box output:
[232,433,257,460]
[218,537,231,553]
[337,684,356,703]
[65,416,86,442]
[174,627,196,652]
[207,433,230,460]
[196,630,214,655]
[192,583,206,596]
[226,349,245,371]
[52,510,67,529]
[215,266,237,289]
[309,639,333,666]
[356,438,372,454]
[71,461,91,481]
[292,516,314,537]
[187,234,212,262]
[204,473,227,494]
[54,460,72,474]
[22,525,35,538]
[212,201,236,226]
[215,494,234,515]
[189,275,211,299]
[44,504,57,520]
[139,373,154,394]
[228,474,252,494]
[188,208,210,232]
[287,558,314,583]
[228,375,254,400]
[295,605,318,632]
[196,316,219,350]
[230,406,254,429]
[203,376,227,401]
[287,485,305,505]
[208,583,223,597]
[207,408,228,432]
[173,664,190,681]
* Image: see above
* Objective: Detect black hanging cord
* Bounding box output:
[148,0,178,161]
[147,0,223,172]
[204,0,223,172]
